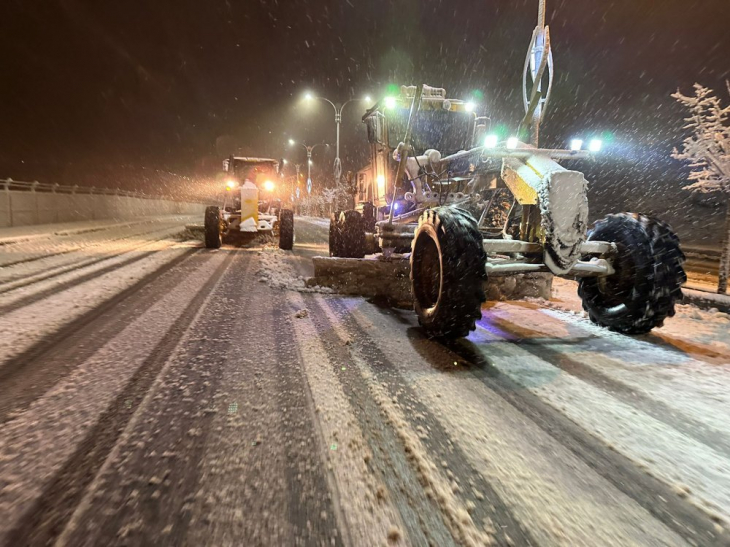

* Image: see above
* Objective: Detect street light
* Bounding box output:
[288,139,328,194]
[302,92,371,188]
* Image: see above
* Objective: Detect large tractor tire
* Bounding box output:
[578,213,686,334]
[329,210,342,257]
[279,209,294,250]
[340,210,366,258]
[204,206,222,249]
[410,206,488,339]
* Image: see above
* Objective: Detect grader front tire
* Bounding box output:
[278,209,294,250]
[204,206,222,249]
[578,213,686,334]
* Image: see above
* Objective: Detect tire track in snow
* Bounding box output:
[268,291,348,546]
[303,294,458,547]
[486,314,730,457]
[350,303,690,545]
[4,249,237,546]
[0,249,205,424]
[321,297,538,547]
[0,225,189,296]
[0,219,174,269]
[285,290,409,546]
[444,336,728,547]
[0,249,161,315]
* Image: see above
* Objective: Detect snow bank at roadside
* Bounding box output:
[548,277,730,354]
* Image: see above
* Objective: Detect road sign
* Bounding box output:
[307,178,312,194]
[296,187,300,199]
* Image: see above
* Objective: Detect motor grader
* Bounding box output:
[205,156,294,250]
[329,1,686,338]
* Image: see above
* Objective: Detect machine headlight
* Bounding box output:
[264,180,275,192]
[484,134,498,148]
[588,139,603,152]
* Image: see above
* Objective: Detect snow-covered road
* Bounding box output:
[0,216,729,546]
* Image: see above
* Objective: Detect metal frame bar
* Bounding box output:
[486,257,614,277]
[483,239,616,255]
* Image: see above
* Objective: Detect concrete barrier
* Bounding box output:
[0,189,206,228]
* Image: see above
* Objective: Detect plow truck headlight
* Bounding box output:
[384,97,397,109]
[226,180,237,190]
[484,134,498,148]
[570,139,583,151]
[264,180,275,192]
[506,137,519,149]
[588,139,603,152]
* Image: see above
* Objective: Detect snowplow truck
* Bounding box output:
[329,83,686,338]
[205,156,294,250]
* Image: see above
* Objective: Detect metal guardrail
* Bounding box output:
[0,178,204,203]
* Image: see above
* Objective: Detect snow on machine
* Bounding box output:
[205,156,294,250]
[329,0,686,338]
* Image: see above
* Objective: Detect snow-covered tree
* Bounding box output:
[672,83,730,294]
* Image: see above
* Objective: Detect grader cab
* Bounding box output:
[329,0,686,338]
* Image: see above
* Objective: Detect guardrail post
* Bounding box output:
[32,181,40,225]
[2,179,10,227]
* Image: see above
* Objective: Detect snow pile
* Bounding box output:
[255,247,332,294]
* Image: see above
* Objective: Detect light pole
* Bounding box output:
[303,93,371,188]
[288,139,328,194]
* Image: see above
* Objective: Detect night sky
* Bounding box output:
[0,0,727,202]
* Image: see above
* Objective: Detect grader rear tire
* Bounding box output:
[578,213,686,334]
[362,202,377,233]
[329,210,342,257]
[204,206,222,249]
[410,206,487,339]
[278,209,294,250]
[340,210,366,258]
